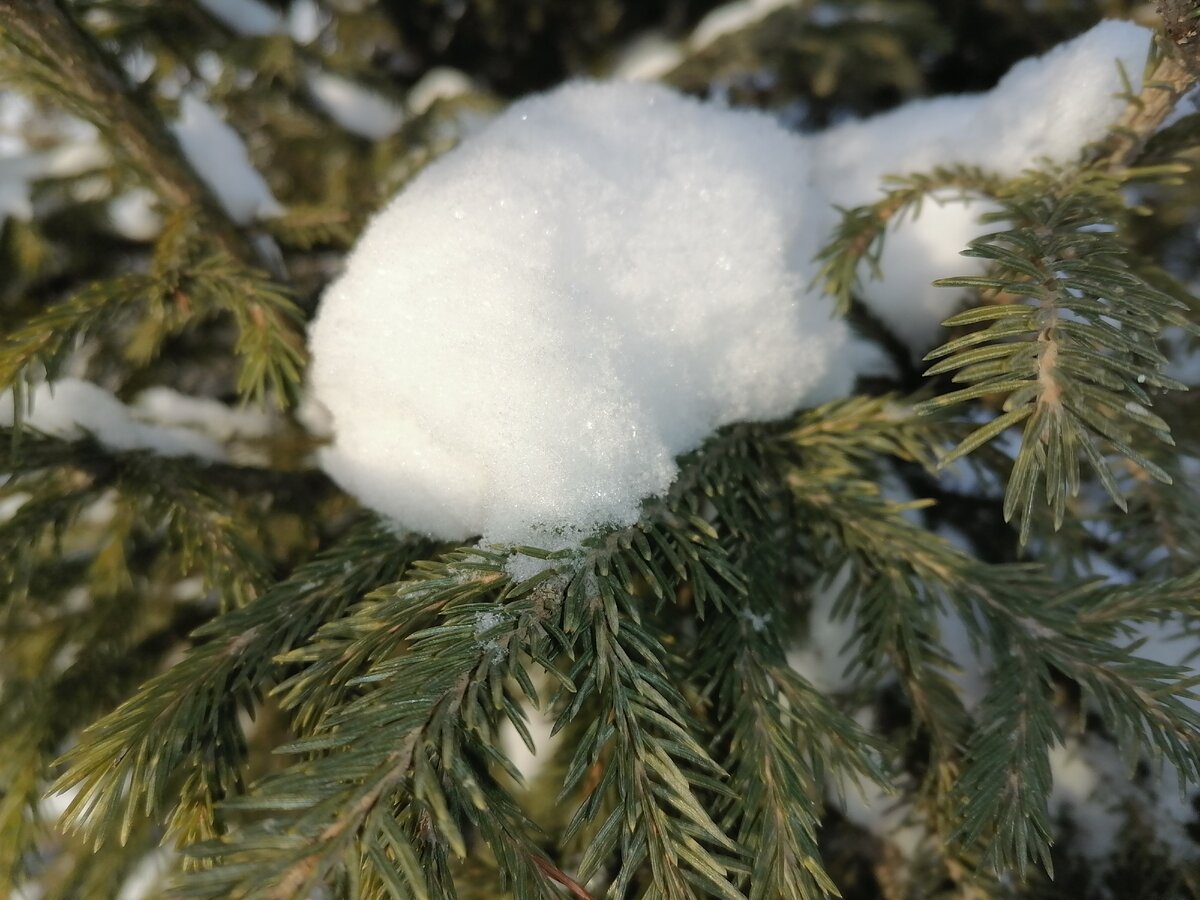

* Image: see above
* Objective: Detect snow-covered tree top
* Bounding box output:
[307,20,1150,548]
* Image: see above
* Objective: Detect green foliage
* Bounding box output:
[2,1,1199,898]
[917,167,1197,543]
[814,165,1005,315]
[0,214,306,410]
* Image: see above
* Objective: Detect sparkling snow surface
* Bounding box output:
[308,22,1151,547]
[309,82,857,545]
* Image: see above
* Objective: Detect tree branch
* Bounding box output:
[1103,3,1200,168]
[0,0,257,265]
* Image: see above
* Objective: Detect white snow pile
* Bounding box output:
[308,82,857,546]
[307,21,1151,548]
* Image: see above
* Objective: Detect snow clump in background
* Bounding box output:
[307,20,1151,550]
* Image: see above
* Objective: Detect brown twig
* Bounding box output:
[531,853,597,900]
[1102,3,1200,168]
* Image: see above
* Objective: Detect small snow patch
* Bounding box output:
[307,71,406,139]
[195,0,284,36]
[407,67,474,116]
[2,379,226,461]
[172,94,282,223]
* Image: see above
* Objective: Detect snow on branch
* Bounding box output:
[308,21,1155,551]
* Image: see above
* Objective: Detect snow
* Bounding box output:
[309,80,859,546]
[828,707,924,857]
[808,19,1151,352]
[1,379,226,461]
[306,71,406,139]
[0,492,29,522]
[499,694,559,785]
[195,0,284,36]
[108,188,162,241]
[1125,617,1200,712]
[288,0,325,44]
[788,566,860,694]
[1050,733,1200,872]
[611,33,685,81]
[171,93,283,224]
[0,91,105,221]
[407,67,474,116]
[0,154,43,220]
[1048,738,1125,864]
[307,22,1153,547]
[116,848,176,900]
[691,0,798,50]
[131,386,275,442]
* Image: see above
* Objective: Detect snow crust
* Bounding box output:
[171,93,283,224]
[308,21,1151,547]
[309,81,858,545]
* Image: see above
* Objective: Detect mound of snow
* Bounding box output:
[308,81,857,546]
[308,21,1152,547]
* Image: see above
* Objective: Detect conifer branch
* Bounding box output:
[703,601,884,899]
[178,550,565,898]
[917,168,1196,543]
[51,519,423,852]
[0,0,251,263]
[0,1,308,405]
[1101,19,1199,168]
[813,166,1005,315]
[560,572,747,900]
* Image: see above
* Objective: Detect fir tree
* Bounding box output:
[2,2,1200,899]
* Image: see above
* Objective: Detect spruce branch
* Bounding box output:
[703,600,885,899]
[0,428,271,609]
[0,0,308,405]
[782,423,1200,879]
[813,166,1005,315]
[0,214,306,407]
[1099,3,1200,168]
[559,564,748,900]
[0,0,250,263]
[178,549,566,899]
[916,168,1196,544]
[51,519,422,852]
